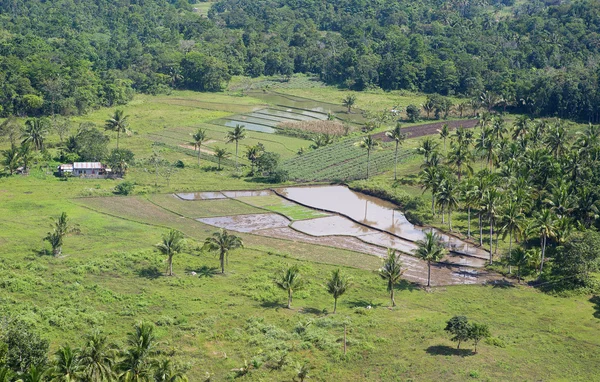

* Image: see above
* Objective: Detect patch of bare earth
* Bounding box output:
[374,119,478,141]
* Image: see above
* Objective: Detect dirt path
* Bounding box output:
[374,119,478,142]
[179,140,217,154]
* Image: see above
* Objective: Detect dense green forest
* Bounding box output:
[2,0,600,121]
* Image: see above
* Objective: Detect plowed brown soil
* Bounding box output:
[374,119,478,142]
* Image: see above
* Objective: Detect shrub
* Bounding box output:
[114,181,135,195]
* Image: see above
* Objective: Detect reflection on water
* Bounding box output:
[176,192,226,200]
[224,120,276,134]
[276,185,489,259]
[291,215,376,237]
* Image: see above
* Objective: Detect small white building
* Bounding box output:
[57,164,73,176]
[58,162,109,178]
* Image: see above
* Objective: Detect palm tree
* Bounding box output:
[355,135,379,179]
[19,364,49,382]
[482,187,502,263]
[512,115,530,140]
[435,176,459,231]
[529,209,556,274]
[245,145,261,175]
[0,367,13,382]
[416,137,439,163]
[192,129,208,165]
[44,212,74,257]
[447,142,472,181]
[22,118,48,151]
[500,200,526,273]
[155,230,185,276]
[51,345,82,382]
[3,145,20,175]
[213,147,229,170]
[438,124,450,152]
[273,265,303,309]
[203,229,244,274]
[385,123,406,180]
[342,94,357,113]
[153,359,188,382]
[104,109,129,149]
[480,91,498,112]
[19,142,34,174]
[459,178,478,239]
[415,232,447,287]
[118,322,157,382]
[326,269,352,313]
[80,331,116,382]
[510,248,530,283]
[295,362,310,382]
[420,165,441,217]
[544,121,567,158]
[225,124,246,169]
[378,249,404,307]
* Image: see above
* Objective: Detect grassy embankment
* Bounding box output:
[1,85,599,380]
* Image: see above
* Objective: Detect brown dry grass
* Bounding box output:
[278,120,346,135]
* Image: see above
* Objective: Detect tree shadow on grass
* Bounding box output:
[137,266,163,279]
[260,300,286,309]
[32,248,52,257]
[299,307,326,315]
[590,296,600,319]
[347,299,383,309]
[483,279,516,289]
[397,279,420,292]
[186,265,220,278]
[426,345,474,357]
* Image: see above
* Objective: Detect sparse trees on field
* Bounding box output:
[44,212,75,257]
[342,94,357,113]
[273,265,304,309]
[213,147,229,170]
[192,128,208,165]
[326,269,351,313]
[355,135,379,179]
[529,208,556,274]
[444,316,470,349]
[203,229,244,274]
[155,230,186,276]
[385,123,406,180]
[104,109,129,149]
[226,124,246,170]
[378,249,404,307]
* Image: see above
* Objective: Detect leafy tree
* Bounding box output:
[2,146,20,175]
[444,316,470,349]
[273,265,304,309]
[155,230,186,277]
[0,319,48,373]
[529,208,556,273]
[203,229,244,274]
[378,249,404,307]
[510,248,531,283]
[225,124,246,170]
[406,104,420,122]
[181,52,231,92]
[114,181,135,196]
[213,147,229,170]
[414,232,447,287]
[326,269,352,314]
[0,117,21,147]
[245,145,263,175]
[342,94,357,113]
[468,323,490,353]
[192,129,208,166]
[80,331,117,382]
[355,135,379,179]
[104,109,129,149]
[19,364,49,382]
[44,212,75,257]
[551,231,600,289]
[107,148,135,177]
[70,125,110,162]
[22,118,48,151]
[385,123,406,180]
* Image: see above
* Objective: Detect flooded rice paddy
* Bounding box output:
[166,185,494,286]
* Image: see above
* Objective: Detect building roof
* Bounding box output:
[58,164,73,170]
[73,162,104,169]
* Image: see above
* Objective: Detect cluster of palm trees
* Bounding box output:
[0,323,187,382]
[2,118,46,175]
[418,113,600,278]
[190,124,246,171]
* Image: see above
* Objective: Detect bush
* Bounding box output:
[114,181,135,195]
[174,160,185,168]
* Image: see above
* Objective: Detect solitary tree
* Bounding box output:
[155,230,185,276]
[225,124,246,170]
[468,323,490,353]
[510,248,530,283]
[342,94,357,113]
[213,147,229,170]
[326,269,352,314]
[385,123,406,180]
[414,232,447,287]
[378,249,404,307]
[44,212,75,257]
[203,229,244,274]
[355,135,379,179]
[444,316,470,349]
[192,129,208,165]
[104,109,129,149]
[273,265,304,309]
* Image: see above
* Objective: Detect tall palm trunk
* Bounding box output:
[366,149,371,179]
[394,142,398,180]
[117,130,120,150]
[333,298,338,314]
[197,144,201,165]
[168,255,173,276]
[489,217,493,264]
[441,206,445,224]
[448,207,452,231]
[235,141,239,169]
[508,231,513,274]
[220,252,226,273]
[287,290,292,309]
[431,196,435,217]
[390,288,395,307]
[427,261,432,287]
[479,212,483,246]
[467,207,471,238]
[540,233,546,273]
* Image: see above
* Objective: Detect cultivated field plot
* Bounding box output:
[80,187,494,286]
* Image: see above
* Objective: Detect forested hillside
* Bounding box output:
[2,0,600,121]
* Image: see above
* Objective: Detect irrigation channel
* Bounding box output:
[175,186,496,286]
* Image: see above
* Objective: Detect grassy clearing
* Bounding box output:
[147,194,265,218]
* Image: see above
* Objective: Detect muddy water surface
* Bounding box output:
[176,192,226,200]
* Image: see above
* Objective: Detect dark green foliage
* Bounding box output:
[444,316,470,349]
[114,182,135,196]
[107,148,135,176]
[550,231,600,291]
[406,105,420,123]
[0,318,49,373]
[69,125,110,162]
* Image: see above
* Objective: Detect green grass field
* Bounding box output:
[1,86,600,381]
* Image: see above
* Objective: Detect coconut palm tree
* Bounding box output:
[326,269,352,313]
[155,230,185,277]
[3,145,20,175]
[510,248,530,283]
[544,121,568,158]
[447,142,472,181]
[378,249,404,307]
[118,322,157,382]
[0,367,13,382]
[44,212,74,257]
[529,208,557,273]
[51,345,83,382]
[481,187,502,263]
[19,142,34,174]
[19,365,49,382]
[416,137,439,163]
[500,200,526,273]
[435,176,459,231]
[385,123,406,180]
[512,115,530,140]
[203,229,244,274]
[153,359,188,382]
[192,129,208,165]
[104,109,129,149]
[226,124,246,169]
[342,94,357,113]
[273,265,304,309]
[420,165,442,217]
[22,118,48,151]
[438,124,450,152]
[245,145,261,175]
[415,232,447,287]
[80,331,117,382]
[459,178,478,238]
[355,135,379,179]
[213,147,229,170]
